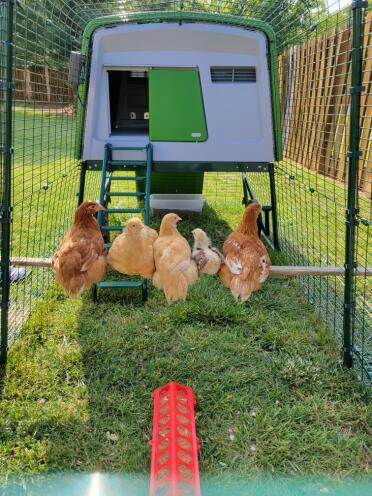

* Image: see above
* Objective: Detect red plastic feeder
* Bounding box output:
[149,382,201,496]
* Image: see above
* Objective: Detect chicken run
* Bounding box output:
[0,0,371,381]
[0,0,372,489]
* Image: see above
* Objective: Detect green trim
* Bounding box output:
[76,11,282,161]
[85,160,271,173]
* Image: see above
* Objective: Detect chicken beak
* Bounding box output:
[175,215,182,222]
[95,203,105,212]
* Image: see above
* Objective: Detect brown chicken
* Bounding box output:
[107,217,158,278]
[219,203,270,301]
[153,213,198,303]
[192,228,224,275]
[52,200,107,297]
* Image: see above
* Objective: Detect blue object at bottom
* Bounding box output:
[1,474,371,496]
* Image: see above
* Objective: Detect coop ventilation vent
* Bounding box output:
[210,66,256,83]
[130,70,147,78]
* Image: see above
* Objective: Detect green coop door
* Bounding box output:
[149,68,207,142]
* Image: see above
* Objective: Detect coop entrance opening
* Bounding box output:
[108,68,207,141]
[108,70,149,135]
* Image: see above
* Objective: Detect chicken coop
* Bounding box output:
[78,14,282,166]
[75,11,282,230]
[0,0,371,401]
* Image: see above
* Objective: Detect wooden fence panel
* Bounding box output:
[279,16,371,198]
[14,65,72,104]
[360,13,372,198]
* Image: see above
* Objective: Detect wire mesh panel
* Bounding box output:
[1,0,108,346]
[250,2,371,387]
[355,9,372,385]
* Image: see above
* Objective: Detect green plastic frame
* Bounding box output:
[75,11,282,161]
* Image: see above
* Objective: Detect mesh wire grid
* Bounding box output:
[0,1,370,387]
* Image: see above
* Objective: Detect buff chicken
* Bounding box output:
[153,213,198,303]
[107,217,158,278]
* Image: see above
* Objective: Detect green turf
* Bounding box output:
[0,205,371,477]
[1,107,370,479]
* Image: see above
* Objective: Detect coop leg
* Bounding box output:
[242,173,264,239]
[242,174,249,206]
[269,163,280,250]
[142,279,148,304]
[92,284,98,303]
[263,207,270,236]
[78,162,87,206]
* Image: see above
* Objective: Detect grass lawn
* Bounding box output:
[0,205,371,478]
[1,107,370,482]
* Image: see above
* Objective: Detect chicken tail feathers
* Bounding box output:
[152,270,163,290]
[162,271,189,303]
[53,251,97,298]
[230,276,254,302]
[219,264,232,288]
[83,255,107,287]
[183,260,198,286]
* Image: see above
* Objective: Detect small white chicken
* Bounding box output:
[191,228,224,275]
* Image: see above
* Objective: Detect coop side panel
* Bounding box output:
[82,22,275,163]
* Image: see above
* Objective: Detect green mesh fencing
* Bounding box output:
[0,1,371,390]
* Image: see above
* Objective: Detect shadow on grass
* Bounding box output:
[2,202,370,478]
[0,364,5,398]
[17,205,242,472]
[51,207,317,473]
[41,204,273,471]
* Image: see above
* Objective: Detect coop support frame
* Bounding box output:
[342,0,367,368]
[0,0,14,364]
[77,162,87,206]
[242,166,280,250]
[268,163,280,250]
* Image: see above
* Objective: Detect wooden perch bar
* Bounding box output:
[269,266,372,277]
[11,257,53,267]
[8,257,372,277]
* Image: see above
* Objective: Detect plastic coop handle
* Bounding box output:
[149,382,201,496]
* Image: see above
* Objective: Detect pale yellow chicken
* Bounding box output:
[191,228,224,275]
[52,200,107,298]
[153,213,198,303]
[219,203,270,301]
[107,217,158,278]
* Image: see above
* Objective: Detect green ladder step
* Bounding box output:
[108,160,146,166]
[101,225,123,231]
[106,208,145,214]
[96,281,144,289]
[96,142,152,303]
[106,192,145,197]
[110,146,148,151]
[109,176,146,181]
